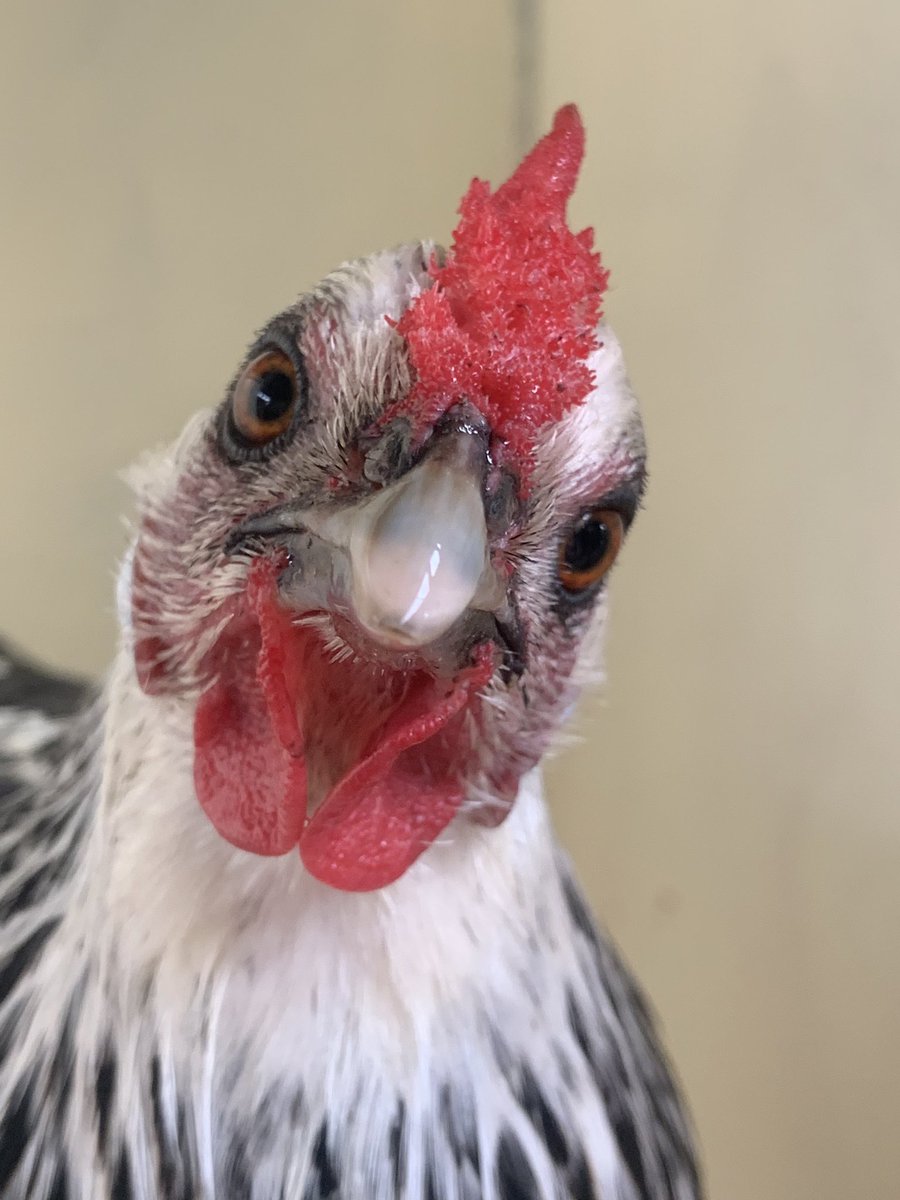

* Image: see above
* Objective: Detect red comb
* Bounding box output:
[390,104,608,480]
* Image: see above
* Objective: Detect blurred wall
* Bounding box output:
[541,3,900,1199]
[2,4,899,1200]
[0,0,516,669]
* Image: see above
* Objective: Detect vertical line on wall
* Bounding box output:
[512,0,540,156]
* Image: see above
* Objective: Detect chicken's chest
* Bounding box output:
[0,671,659,1200]
[48,668,650,1200]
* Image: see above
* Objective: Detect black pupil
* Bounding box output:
[253,370,294,424]
[566,518,610,573]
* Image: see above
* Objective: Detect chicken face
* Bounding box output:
[127,107,646,892]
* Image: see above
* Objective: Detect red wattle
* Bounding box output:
[299,652,492,891]
[191,559,493,891]
[193,631,306,857]
[193,558,306,856]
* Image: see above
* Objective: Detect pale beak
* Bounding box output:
[230,427,507,655]
[343,454,490,648]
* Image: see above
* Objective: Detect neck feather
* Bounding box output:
[4,647,625,1200]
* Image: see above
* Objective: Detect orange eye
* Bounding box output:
[230,348,298,446]
[558,509,624,593]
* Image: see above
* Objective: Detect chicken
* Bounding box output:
[0,107,702,1200]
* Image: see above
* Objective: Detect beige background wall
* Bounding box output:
[542,3,900,1198]
[2,3,898,1198]
[0,0,517,668]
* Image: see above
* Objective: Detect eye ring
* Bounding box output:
[558,508,624,594]
[229,348,298,448]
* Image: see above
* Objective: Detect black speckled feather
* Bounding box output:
[0,643,97,1200]
[0,642,703,1200]
[0,640,91,721]
[561,875,702,1200]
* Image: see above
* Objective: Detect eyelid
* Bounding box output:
[591,483,640,527]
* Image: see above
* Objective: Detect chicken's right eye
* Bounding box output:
[230,349,298,447]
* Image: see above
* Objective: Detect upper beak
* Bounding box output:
[230,425,511,656]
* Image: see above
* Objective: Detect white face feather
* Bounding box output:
[46,669,628,1199]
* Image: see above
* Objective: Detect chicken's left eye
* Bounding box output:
[558,508,624,594]
[230,349,298,447]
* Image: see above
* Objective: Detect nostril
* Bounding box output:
[360,417,414,486]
